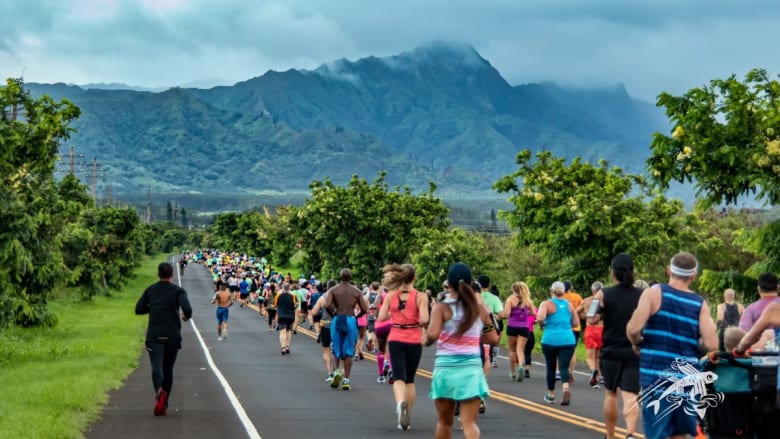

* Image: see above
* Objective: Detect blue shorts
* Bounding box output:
[216,307,229,323]
[641,390,698,439]
[331,315,358,360]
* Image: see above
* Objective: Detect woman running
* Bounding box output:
[424,262,499,439]
[265,283,278,331]
[499,281,536,381]
[378,263,429,431]
[373,287,393,383]
[537,281,579,405]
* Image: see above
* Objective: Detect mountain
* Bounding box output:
[27,41,668,204]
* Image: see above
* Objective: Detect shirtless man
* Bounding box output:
[324,269,370,390]
[212,283,233,340]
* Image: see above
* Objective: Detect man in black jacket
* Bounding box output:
[135,261,193,416]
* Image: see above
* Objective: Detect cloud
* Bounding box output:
[1,0,779,99]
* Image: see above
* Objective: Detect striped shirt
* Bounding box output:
[435,299,482,367]
[639,284,703,388]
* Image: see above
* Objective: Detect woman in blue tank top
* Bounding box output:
[536,281,579,406]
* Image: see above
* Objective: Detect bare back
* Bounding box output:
[327,282,368,316]
[213,290,232,307]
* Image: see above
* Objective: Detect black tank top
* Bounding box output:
[721,302,740,328]
[600,284,643,361]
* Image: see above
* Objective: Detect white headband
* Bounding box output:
[670,262,698,277]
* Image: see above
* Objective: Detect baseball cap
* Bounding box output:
[612,253,634,269]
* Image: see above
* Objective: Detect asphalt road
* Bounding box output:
[85,261,643,439]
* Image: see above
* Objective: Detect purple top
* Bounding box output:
[739,296,780,331]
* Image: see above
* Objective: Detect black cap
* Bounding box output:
[447,262,473,288]
[612,253,634,269]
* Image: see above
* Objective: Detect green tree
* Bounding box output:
[290,173,450,281]
[648,70,780,295]
[494,150,697,286]
[0,78,80,326]
[648,68,780,207]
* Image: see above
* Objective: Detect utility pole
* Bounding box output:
[174,201,178,223]
[69,146,75,174]
[91,158,101,201]
[145,186,152,224]
[106,184,112,206]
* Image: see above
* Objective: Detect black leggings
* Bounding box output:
[267,309,277,327]
[146,341,180,402]
[541,343,575,391]
[524,330,535,366]
[388,341,423,384]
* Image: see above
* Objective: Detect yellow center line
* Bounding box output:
[256,313,644,439]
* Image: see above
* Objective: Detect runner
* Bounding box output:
[324,268,370,390]
[365,282,381,353]
[238,275,250,308]
[424,262,498,439]
[377,263,429,430]
[274,282,298,355]
[537,281,579,405]
[211,283,233,340]
[265,282,278,331]
[578,281,604,387]
[310,280,337,381]
[499,281,536,381]
[477,275,503,369]
[373,287,394,383]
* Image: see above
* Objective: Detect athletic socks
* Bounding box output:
[377,353,385,376]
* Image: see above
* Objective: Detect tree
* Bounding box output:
[648,68,780,207]
[166,201,174,222]
[289,172,450,281]
[648,70,780,296]
[0,78,80,326]
[494,150,697,286]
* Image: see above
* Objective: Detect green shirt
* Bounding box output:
[481,291,503,315]
[294,289,307,310]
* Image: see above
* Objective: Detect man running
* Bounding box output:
[211,283,233,340]
[134,262,193,416]
[311,280,337,382]
[324,269,370,390]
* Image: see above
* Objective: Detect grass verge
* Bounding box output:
[0,256,162,439]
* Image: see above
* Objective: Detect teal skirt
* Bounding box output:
[429,365,490,401]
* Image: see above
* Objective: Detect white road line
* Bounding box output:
[174,257,262,439]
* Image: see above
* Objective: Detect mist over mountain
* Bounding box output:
[28,41,669,205]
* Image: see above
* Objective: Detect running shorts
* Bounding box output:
[330,315,358,359]
[216,307,229,323]
[584,325,604,349]
[506,326,530,338]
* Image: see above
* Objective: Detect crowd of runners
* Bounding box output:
[172,249,780,439]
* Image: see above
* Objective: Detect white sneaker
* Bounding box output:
[377,376,386,383]
[217,336,223,341]
[397,401,410,430]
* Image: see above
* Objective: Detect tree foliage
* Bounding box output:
[1,78,80,326]
[649,68,780,207]
[289,173,450,281]
[494,150,697,286]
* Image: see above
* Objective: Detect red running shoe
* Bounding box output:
[154,389,167,416]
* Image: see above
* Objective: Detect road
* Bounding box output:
[85,261,642,439]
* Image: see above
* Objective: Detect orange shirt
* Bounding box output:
[562,291,583,330]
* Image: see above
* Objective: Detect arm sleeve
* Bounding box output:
[135,290,150,315]
[179,288,193,319]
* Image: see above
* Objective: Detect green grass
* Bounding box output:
[498,327,588,364]
[0,257,162,439]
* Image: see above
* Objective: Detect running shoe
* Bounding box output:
[525,368,530,378]
[516,366,524,382]
[398,401,410,430]
[589,369,599,388]
[388,370,395,385]
[281,347,286,355]
[154,389,168,416]
[316,334,321,343]
[598,376,605,386]
[330,371,343,389]
[510,372,516,380]
[341,378,351,390]
[544,393,555,404]
[326,373,334,383]
[359,351,364,360]
[478,399,486,414]
[561,389,572,406]
[377,376,386,384]
[491,359,498,368]
[217,336,223,341]
[383,363,390,377]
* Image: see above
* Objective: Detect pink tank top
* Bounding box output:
[388,289,422,344]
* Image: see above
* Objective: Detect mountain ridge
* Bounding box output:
[26,42,668,203]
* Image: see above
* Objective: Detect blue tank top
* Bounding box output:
[541,297,575,346]
[639,284,703,389]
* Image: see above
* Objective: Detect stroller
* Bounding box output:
[699,351,779,439]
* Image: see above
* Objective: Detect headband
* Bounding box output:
[670,261,698,277]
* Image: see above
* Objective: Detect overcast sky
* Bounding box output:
[2,0,779,100]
